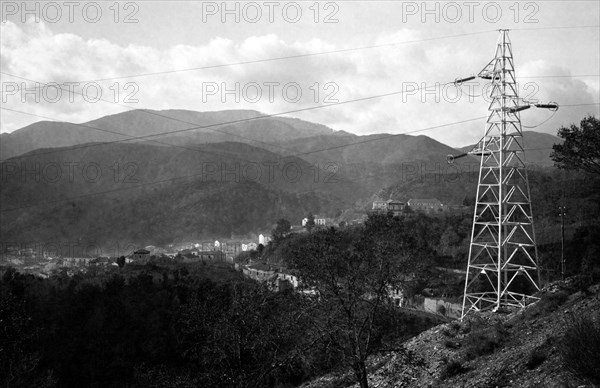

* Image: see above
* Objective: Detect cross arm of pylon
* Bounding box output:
[447,65,560,164]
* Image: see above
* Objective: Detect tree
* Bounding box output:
[177,280,312,387]
[289,213,425,388]
[305,213,316,233]
[0,293,41,387]
[117,256,126,267]
[551,116,600,175]
[272,218,292,243]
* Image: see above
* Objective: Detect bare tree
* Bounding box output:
[289,213,424,388]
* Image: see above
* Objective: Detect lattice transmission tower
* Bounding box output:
[449,30,558,319]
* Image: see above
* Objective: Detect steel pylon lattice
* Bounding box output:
[461,30,541,319]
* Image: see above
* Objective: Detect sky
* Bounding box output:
[1,0,599,147]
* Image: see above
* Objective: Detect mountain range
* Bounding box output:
[0,109,562,249]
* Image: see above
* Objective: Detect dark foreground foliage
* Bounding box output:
[560,313,600,384]
[0,260,435,387]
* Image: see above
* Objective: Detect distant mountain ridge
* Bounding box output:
[1,109,335,160]
[0,109,562,247]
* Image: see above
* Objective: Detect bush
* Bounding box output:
[437,304,447,316]
[526,347,548,370]
[526,290,569,318]
[442,321,463,338]
[439,360,468,380]
[464,323,506,360]
[560,313,600,383]
[444,340,461,349]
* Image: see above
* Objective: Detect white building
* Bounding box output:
[302,215,327,226]
[242,242,258,251]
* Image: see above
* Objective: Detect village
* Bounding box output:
[1,197,466,318]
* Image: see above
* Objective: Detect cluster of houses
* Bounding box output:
[372,198,445,214]
[126,233,276,265]
[372,198,471,215]
[291,198,468,231]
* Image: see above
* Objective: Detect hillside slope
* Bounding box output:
[303,277,600,388]
[0,141,361,247]
[271,132,479,194]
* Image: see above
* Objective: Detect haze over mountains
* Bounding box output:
[0,109,562,249]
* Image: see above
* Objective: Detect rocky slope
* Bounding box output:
[303,276,600,388]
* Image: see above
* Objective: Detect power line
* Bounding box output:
[511,25,600,31]
[0,115,489,212]
[4,73,596,96]
[61,30,499,83]
[2,22,597,157]
[5,67,597,163]
[292,116,486,157]
[2,23,596,91]
[0,141,570,214]
[24,25,600,84]
[0,106,298,167]
[0,72,307,157]
[1,23,598,210]
[2,99,597,164]
[560,103,600,107]
[519,74,600,79]
[0,76,457,162]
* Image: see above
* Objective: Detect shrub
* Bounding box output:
[526,347,548,370]
[449,321,461,331]
[439,360,468,380]
[527,291,569,318]
[441,328,453,337]
[441,321,464,338]
[464,323,506,360]
[437,304,447,316]
[444,340,461,349]
[560,313,600,384]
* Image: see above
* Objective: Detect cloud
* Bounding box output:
[1,20,598,148]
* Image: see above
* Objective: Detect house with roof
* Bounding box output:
[132,249,151,264]
[407,198,445,213]
[179,250,226,264]
[301,215,328,227]
[372,199,406,216]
